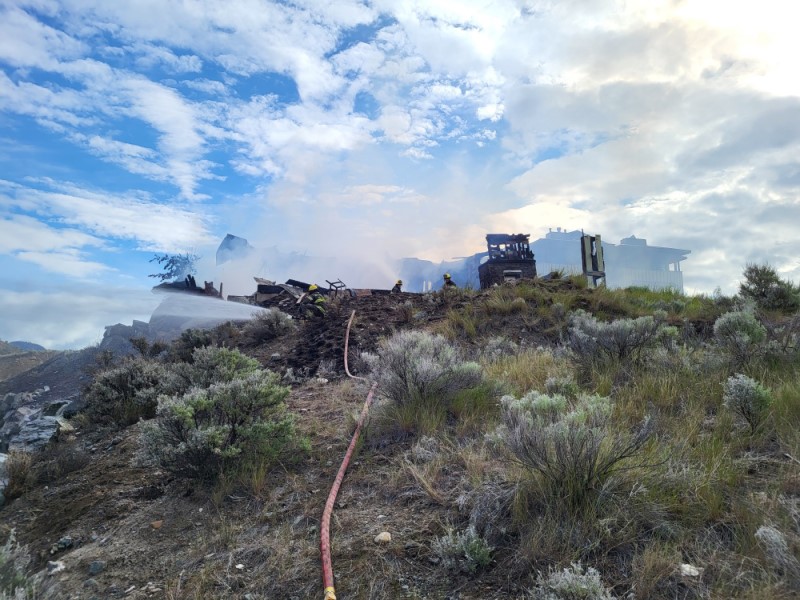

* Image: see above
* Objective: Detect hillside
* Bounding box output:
[0,341,22,356]
[1,278,799,599]
[0,348,60,384]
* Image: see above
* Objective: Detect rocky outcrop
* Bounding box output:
[99,320,152,356]
[0,388,79,453]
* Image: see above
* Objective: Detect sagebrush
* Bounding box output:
[140,369,304,480]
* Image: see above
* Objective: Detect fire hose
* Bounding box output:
[320,310,377,600]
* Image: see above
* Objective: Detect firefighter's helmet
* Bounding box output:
[396,280,403,285]
[443,273,451,280]
[308,284,318,292]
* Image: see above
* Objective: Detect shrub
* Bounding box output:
[567,310,676,371]
[362,331,482,435]
[431,526,493,573]
[713,309,767,368]
[754,525,800,587]
[763,314,800,366]
[740,263,800,313]
[527,562,616,600]
[482,336,519,361]
[362,331,483,437]
[140,370,302,480]
[723,374,773,434]
[168,328,214,363]
[0,530,38,599]
[83,357,178,427]
[498,391,653,516]
[243,309,296,344]
[544,375,580,399]
[129,336,168,358]
[397,300,416,324]
[173,346,262,389]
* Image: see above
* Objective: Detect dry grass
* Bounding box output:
[483,348,572,397]
[3,451,34,500]
[629,542,682,599]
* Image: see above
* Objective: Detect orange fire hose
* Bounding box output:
[320,311,376,600]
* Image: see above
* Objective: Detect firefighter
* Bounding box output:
[443,273,457,288]
[303,284,326,318]
[391,279,403,293]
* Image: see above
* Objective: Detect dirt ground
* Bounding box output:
[1,379,527,599]
[0,290,528,599]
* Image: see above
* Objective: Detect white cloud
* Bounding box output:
[2,0,800,302]
[183,78,229,96]
[128,42,203,73]
[0,4,86,70]
[401,147,433,159]
[0,213,104,254]
[16,249,113,278]
[3,180,215,253]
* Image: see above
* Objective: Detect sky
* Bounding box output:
[1,0,799,349]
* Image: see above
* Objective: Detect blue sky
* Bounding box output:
[1,0,799,348]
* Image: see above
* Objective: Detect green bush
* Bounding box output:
[0,530,38,599]
[139,370,303,480]
[83,356,179,427]
[431,526,493,573]
[740,263,800,312]
[129,336,168,358]
[498,391,653,516]
[567,310,676,371]
[482,336,520,361]
[362,330,483,435]
[168,327,214,363]
[527,562,616,600]
[713,309,767,368]
[174,346,262,389]
[243,309,296,344]
[363,331,482,407]
[723,373,773,434]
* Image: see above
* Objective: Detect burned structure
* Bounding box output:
[580,234,606,288]
[478,234,537,289]
[532,229,689,292]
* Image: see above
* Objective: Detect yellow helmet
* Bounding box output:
[308,284,318,292]
[443,273,451,279]
[396,279,403,285]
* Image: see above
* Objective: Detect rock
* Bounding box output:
[0,453,8,486]
[8,416,61,453]
[679,563,702,577]
[53,536,73,552]
[50,535,74,554]
[0,405,40,449]
[59,395,87,418]
[88,560,106,575]
[83,578,100,590]
[42,400,69,417]
[150,520,164,530]
[374,531,392,544]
